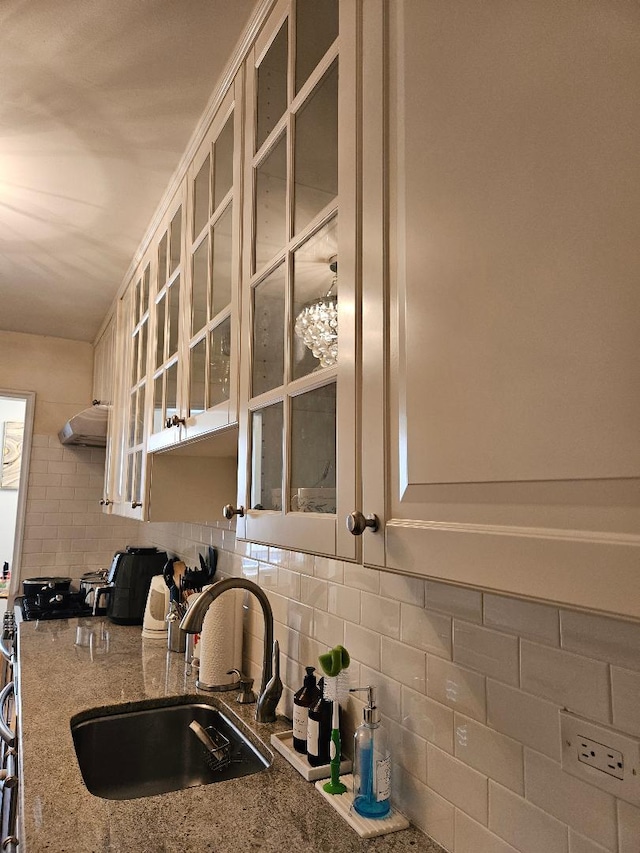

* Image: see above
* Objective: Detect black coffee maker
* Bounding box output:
[102,546,168,625]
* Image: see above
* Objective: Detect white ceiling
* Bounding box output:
[0,0,259,343]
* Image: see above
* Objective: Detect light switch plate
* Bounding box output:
[560,711,640,806]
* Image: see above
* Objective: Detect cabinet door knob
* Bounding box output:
[346,511,379,535]
[99,499,113,506]
[223,504,245,520]
[165,414,185,428]
[131,501,142,509]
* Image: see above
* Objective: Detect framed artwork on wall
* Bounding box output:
[1,421,24,489]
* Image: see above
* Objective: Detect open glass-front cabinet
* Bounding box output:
[234,0,359,559]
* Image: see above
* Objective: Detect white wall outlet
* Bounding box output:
[560,711,640,806]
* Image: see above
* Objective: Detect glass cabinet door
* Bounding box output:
[183,81,242,442]
[148,196,185,451]
[237,0,358,559]
[122,261,151,516]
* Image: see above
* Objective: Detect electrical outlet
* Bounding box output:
[576,735,624,780]
[560,711,640,806]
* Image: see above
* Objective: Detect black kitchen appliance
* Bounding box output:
[20,577,93,621]
[104,546,168,625]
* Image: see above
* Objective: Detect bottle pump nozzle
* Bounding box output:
[349,685,380,725]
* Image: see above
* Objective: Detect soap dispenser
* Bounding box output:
[351,686,391,818]
[292,666,320,754]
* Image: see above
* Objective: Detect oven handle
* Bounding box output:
[0,684,15,749]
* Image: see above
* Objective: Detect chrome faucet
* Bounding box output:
[180,577,282,723]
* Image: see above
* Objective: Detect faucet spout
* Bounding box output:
[180,577,281,722]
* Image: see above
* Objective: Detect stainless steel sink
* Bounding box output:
[71,698,271,800]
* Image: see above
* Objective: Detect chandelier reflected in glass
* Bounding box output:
[294,257,338,368]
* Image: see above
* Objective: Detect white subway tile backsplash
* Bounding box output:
[454,713,524,794]
[31,473,61,488]
[427,744,488,824]
[401,685,454,754]
[521,641,611,722]
[299,576,328,610]
[313,610,344,649]
[343,562,380,594]
[618,800,640,853]
[427,656,487,722]
[288,550,315,576]
[379,572,424,605]
[611,666,640,736]
[484,594,559,645]
[395,771,455,850]
[267,547,287,566]
[360,592,400,639]
[327,583,360,622]
[568,830,612,853]
[344,622,380,670]
[380,636,426,693]
[426,580,482,622]
[454,621,519,686]
[35,446,63,461]
[283,600,314,637]
[400,604,451,658]
[524,749,617,850]
[561,610,640,673]
[26,487,46,500]
[313,555,343,581]
[489,782,569,853]
[487,679,561,761]
[455,811,520,853]
[390,724,427,783]
[275,567,301,599]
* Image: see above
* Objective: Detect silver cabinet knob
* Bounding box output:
[131,501,142,509]
[165,414,185,428]
[346,511,379,535]
[223,504,245,520]
[99,499,113,506]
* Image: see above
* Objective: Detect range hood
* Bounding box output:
[58,404,108,447]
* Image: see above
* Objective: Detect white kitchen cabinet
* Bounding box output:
[94,315,118,511]
[115,256,153,520]
[92,316,115,407]
[146,189,187,455]
[181,80,244,446]
[232,0,359,560]
[359,0,640,618]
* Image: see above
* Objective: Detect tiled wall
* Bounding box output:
[20,436,143,583]
[145,519,640,853]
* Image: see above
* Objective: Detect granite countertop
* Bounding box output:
[16,617,443,853]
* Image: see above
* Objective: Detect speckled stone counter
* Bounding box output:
[16,618,444,853]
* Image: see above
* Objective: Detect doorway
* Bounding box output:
[0,390,35,610]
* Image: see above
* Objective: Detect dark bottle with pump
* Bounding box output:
[307,676,333,766]
[292,666,320,754]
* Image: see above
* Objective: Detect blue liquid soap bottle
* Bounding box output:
[351,686,391,818]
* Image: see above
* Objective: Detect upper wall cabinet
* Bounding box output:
[118,255,153,519]
[146,80,244,455]
[234,0,359,559]
[92,317,115,407]
[182,82,243,444]
[147,190,187,453]
[360,0,640,618]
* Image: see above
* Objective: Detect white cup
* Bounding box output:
[291,487,336,513]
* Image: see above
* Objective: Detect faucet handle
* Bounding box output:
[226,669,257,705]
